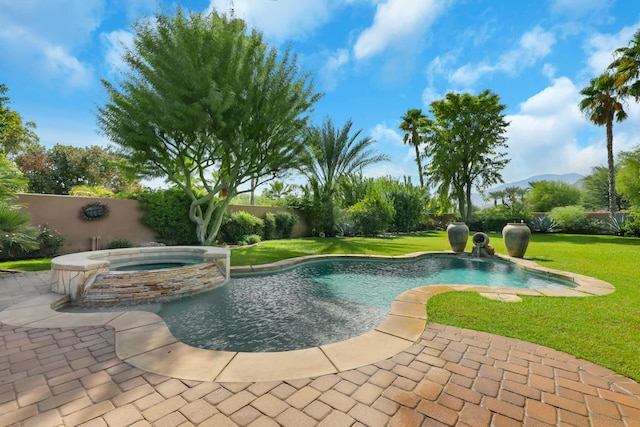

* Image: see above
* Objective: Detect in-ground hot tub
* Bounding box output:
[50,246,230,306]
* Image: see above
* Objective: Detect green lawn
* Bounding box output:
[232,232,640,382]
[2,232,638,381]
[0,258,52,271]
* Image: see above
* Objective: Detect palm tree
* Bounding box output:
[300,117,388,236]
[399,109,426,188]
[579,72,628,215]
[609,28,640,99]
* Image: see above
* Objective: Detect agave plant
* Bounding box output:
[528,215,559,233]
[604,212,629,235]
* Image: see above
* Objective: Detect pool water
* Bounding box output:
[74,256,571,353]
[112,262,192,271]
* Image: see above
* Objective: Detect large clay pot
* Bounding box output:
[502,222,531,258]
[446,222,469,253]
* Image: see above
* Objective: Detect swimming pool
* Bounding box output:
[63,255,575,352]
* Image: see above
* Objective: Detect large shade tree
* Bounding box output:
[97,9,321,244]
[421,90,509,221]
[579,72,628,215]
[399,109,426,187]
[299,117,388,236]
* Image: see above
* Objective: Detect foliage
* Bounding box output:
[97,8,320,244]
[525,180,582,212]
[347,193,395,236]
[528,215,559,233]
[0,203,39,257]
[0,84,40,158]
[548,205,605,234]
[34,225,64,256]
[469,203,531,232]
[338,173,374,208]
[242,234,262,245]
[0,155,27,202]
[220,211,264,244]
[133,188,199,245]
[69,186,116,198]
[579,71,628,214]
[616,145,640,207]
[107,239,133,249]
[298,117,388,236]
[603,212,629,235]
[262,212,276,240]
[399,108,427,188]
[274,211,298,239]
[336,214,357,237]
[622,207,640,237]
[422,90,509,221]
[262,181,295,201]
[582,166,629,211]
[16,144,140,194]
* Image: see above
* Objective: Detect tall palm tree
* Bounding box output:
[300,117,388,236]
[609,28,640,99]
[579,72,628,215]
[399,109,426,188]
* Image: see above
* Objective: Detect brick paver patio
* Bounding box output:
[1,271,639,426]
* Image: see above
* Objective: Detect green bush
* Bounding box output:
[34,225,64,257]
[548,205,606,234]
[243,234,262,245]
[389,187,426,232]
[469,205,531,232]
[132,188,200,245]
[347,195,395,236]
[262,212,276,240]
[274,211,298,239]
[622,208,640,237]
[220,211,263,244]
[107,239,132,249]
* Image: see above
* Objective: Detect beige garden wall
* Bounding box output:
[17,194,309,255]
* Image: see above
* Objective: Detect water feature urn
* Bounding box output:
[502,222,531,258]
[446,222,469,253]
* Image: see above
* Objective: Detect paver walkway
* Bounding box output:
[1,271,639,426]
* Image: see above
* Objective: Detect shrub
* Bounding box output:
[469,205,531,232]
[336,214,356,237]
[389,187,426,232]
[35,225,64,256]
[622,208,640,237]
[107,239,132,249]
[274,211,298,239]
[604,212,629,235]
[132,188,200,245]
[549,205,591,233]
[529,215,559,233]
[262,212,276,240]
[347,195,395,236]
[220,211,263,244]
[243,234,262,245]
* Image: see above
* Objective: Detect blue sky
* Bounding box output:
[1,0,640,188]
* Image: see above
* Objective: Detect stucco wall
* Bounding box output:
[17,194,310,255]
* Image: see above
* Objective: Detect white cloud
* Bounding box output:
[101,30,135,76]
[450,26,556,86]
[371,123,404,146]
[207,0,336,43]
[583,24,639,77]
[550,0,610,16]
[353,0,451,60]
[0,0,102,89]
[320,49,350,91]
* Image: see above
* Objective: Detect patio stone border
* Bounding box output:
[0,252,614,383]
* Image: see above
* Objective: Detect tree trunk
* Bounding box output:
[606,119,617,215]
[414,144,424,188]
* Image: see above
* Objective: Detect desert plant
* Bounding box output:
[529,215,559,233]
[336,214,357,237]
[604,212,629,235]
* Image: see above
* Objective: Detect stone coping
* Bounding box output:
[0,252,614,383]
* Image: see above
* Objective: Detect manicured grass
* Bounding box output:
[231,232,640,381]
[0,258,51,271]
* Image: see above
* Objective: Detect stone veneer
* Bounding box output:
[50,246,230,305]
